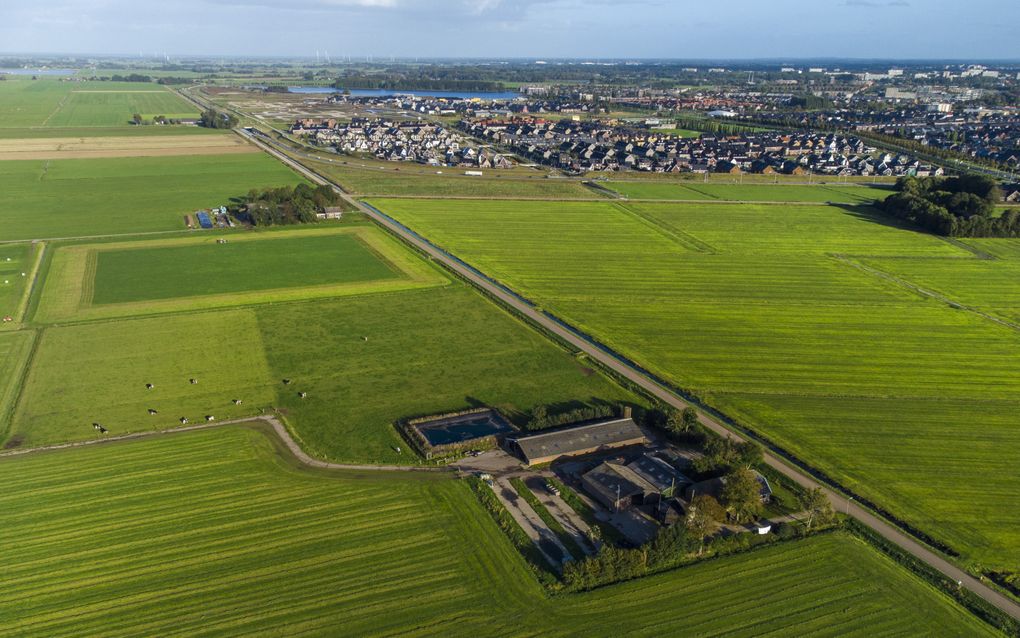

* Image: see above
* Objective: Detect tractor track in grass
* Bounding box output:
[0,414,444,473]
[236,126,1020,623]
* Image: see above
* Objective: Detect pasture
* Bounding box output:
[0,243,37,322]
[0,133,256,160]
[0,331,34,435]
[605,180,890,203]
[0,154,304,242]
[255,285,639,463]
[9,309,274,448]
[0,425,996,637]
[369,197,1020,572]
[34,227,446,322]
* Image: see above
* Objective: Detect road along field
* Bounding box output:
[368,197,1020,573]
[0,331,34,437]
[0,424,998,637]
[603,180,892,204]
[34,226,446,323]
[0,80,199,130]
[0,153,305,242]
[0,133,257,160]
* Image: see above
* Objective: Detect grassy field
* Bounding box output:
[256,285,639,464]
[35,227,447,323]
[605,181,891,203]
[0,425,997,637]
[0,154,304,242]
[295,153,599,198]
[0,243,36,320]
[0,125,224,139]
[369,197,1020,572]
[0,331,34,434]
[92,232,399,304]
[0,80,197,129]
[8,310,274,449]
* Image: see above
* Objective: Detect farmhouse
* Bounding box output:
[506,416,647,466]
[316,206,345,220]
[581,451,690,511]
[683,471,773,504]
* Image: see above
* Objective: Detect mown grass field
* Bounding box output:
[34,226,447,323]
[9,310,274,448]
[0,243,35,319]
[0,80,196,129]
[0,425,997,637]
[369,197,1020,572]
[0,331,34,434]
[605,180,890,203]
[92,232,398,304]
[0,154,304,242]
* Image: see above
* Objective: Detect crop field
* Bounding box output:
[35,227,446,323]
[9,309,274,448]
[0,154,304,242]
[605,180,890,203]
[0,134,257,160]
[0,425,996,637]
[0,80,197,130]
[369,197,1020,572]
[255,285,639,463]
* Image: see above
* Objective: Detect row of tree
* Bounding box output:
[199,108,238,129]
[527,403,616,430]
[239,183,343,226]
[880,175,1020,237]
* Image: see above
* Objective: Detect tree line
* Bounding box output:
[880,174,1020,237]
[199,108,238,129]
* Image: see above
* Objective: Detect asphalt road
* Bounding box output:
[239,128,1020,623]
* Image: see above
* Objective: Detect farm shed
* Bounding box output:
[316,206,345,220]
[581,461,656,511]
[507,416,647,466]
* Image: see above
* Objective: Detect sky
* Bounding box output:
[0,0,1017,60]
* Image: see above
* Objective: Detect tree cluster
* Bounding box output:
[199,108,238,130]
[110,73,152,83]
[239,183,342,226]
[563,525,692,591]
[527,403,615,430]
[692,436,763,476]
[880,175,1019,237]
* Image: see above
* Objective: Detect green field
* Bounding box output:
[298,154,598,198]
[256,285,638,463]
[369,197,1020,572]
[605,181,890,203]
[0,331,34,433]
[92,233,399,304]
[0,126,224,139]
[0,154,304,242]
[0,243,35,319]
[9,310,275,448]
[0,425,997,637]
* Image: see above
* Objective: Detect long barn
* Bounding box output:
[506,416,648,466]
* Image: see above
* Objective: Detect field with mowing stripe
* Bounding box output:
[0,134,257,160]
[0,331,34,434]
[605,180,890,203]
[9,310,274,448]
[0,154,304,242]
[370,197,1020,572]
[0,425,997,637]
[35,226,447,322]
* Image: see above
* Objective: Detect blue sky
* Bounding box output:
[0,0,1016,59]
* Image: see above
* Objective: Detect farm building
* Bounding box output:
[683,471,773,504]
[581,451,690,511]
[506,416,647,466]
[196,211,213,229]
[316,206,345,220]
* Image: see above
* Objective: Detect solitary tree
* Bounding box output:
[802,488,834,530]
[721,468,764,524]
[685,493,725,554]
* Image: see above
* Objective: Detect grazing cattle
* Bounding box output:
[92,422,101,430]
[180,417,189,424]
[145,383,154,390]
[282,378,292,385]
[232,399,242,405]
[298,392,307,398]
[189,378,198,385]
[98,426,108,434]
[148,409,158,415]
[205,415,215,422]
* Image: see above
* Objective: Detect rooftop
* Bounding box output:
[509,416,646,463]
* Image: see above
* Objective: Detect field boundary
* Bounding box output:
[34,226,449,323]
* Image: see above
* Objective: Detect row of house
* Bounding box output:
[463,118,931,175]
[290,118,512,168]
